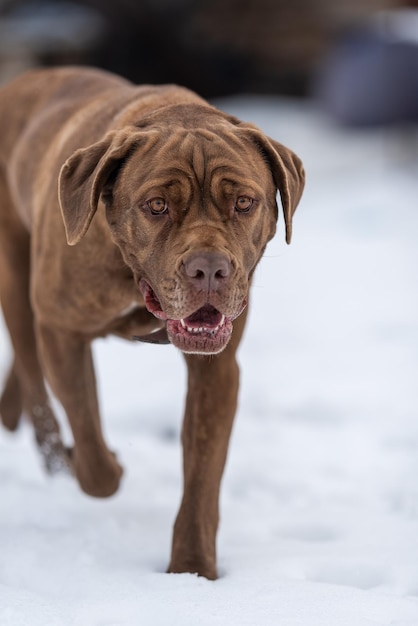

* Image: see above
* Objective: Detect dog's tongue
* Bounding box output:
[183,304,223,329]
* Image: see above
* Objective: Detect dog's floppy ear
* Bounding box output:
[58,128,156,245]
[239,125,305,244]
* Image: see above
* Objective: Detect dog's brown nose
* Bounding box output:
[183,252,231,291]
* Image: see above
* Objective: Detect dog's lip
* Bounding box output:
[138,279,246,353]
[167,316,233,354]
[139,279,168,320]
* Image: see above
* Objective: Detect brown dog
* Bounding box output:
[0,66,304,579]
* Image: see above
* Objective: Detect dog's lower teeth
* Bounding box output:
[180,315,226,334]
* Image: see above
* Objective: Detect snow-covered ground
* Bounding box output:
[1,95,417,626]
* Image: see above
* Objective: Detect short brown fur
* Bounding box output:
[0,67,304,579]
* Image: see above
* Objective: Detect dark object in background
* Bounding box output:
[62,0,264,97]
[1,0,401,99]
[314,9,418,126]
[0,0,336,98]
[0,0,250,96]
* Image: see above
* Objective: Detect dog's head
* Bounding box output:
[59,104,305,354]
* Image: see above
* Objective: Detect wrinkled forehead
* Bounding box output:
[125,126,273,191]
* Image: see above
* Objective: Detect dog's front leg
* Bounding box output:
[36,323,123,497]
[168,309,248,580]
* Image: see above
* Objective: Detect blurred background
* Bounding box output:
[0,0,417,128]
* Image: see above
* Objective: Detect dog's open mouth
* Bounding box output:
[167,305,233,354]
[138,280,234,354]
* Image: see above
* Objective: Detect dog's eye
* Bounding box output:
[147,197,168,215]
[235,196,253,213]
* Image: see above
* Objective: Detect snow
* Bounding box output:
[1,95,418,626]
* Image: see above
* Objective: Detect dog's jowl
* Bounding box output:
[0,67,304,579]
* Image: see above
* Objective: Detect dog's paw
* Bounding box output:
[72,449,123,498]
[167,556,217,580]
